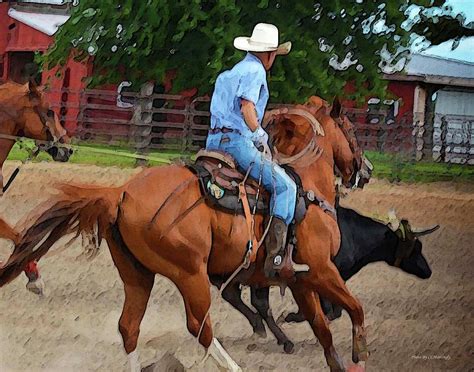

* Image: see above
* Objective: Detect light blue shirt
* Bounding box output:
[210,53,269,140]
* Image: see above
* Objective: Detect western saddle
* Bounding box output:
[189,149,270,215]
[188,149,336,221]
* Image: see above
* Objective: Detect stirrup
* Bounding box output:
[271,253,310,281]
[243,240,256,269]
[273,250,310,273]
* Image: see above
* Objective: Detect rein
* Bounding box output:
[0,132,172,196]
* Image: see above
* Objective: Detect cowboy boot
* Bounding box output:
[263,217,309,280]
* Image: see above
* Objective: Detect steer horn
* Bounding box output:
[411,224,440,237]
[387,209,400,231]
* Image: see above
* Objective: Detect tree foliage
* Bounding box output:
[43,0,467,102]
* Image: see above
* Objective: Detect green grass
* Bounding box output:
[8,141,183,168]
[7,141,474,183]
[365,151,474,183]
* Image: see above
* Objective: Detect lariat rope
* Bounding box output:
[0,133,173,164]
[2,141,40,194]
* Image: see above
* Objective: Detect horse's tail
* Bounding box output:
[0,184,123,287]
[0,217,19,244]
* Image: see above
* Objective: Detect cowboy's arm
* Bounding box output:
[241,99,271,158]
[240,99,259,132]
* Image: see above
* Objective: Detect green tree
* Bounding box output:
[43,0,470,102]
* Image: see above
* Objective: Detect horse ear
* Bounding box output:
[28,79,39,94]
[27,80,43,104]
[330,97,342,119]
[27,79,41,97]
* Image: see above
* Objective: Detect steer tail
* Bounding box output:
[0,184,123,287]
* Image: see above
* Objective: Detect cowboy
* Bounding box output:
[206,23,307,279]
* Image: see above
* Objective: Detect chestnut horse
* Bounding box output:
[0,80,72,194]
[0,96,367,371]
[0,80,73,293]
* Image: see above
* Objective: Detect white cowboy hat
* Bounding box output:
[234,23,291,56]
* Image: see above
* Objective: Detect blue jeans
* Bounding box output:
[206,132,297,225]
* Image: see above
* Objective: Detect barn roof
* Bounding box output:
[8,8,70,36]
[387,54,474,88]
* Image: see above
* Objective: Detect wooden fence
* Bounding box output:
[70,88,211,152]
[344,109,416,155]
[432,113,474,165]
[50,88,472,164]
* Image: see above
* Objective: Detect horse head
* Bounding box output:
[327,97,372,188]
[2,80,73,162]
[265,96,371,191]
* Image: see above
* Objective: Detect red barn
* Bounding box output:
[0,0,90,133]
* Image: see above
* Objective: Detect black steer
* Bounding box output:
[210,205,439,354]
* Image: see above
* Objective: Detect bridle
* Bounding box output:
[333,114,363,170]
[32,105,68,145]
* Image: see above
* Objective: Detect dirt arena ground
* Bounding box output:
[0,161,472,372]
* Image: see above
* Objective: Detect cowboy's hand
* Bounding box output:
[252,126,269,147]
[253,127,272,160]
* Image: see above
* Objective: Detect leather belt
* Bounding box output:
[209,127,241,135]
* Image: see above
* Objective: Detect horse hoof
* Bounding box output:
[254,328,267,338]
[252,320,267,338]
[346,363,365,372]
[285,312,298,322]
[26,278,44,296]
[285,312,305,323]
[283,340,294,354]
[352,336,369,364]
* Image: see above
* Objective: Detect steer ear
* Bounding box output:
[412,225,440,238]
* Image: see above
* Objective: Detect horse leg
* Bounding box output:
[250,287,295,354]
[306,261,368,364]
[290,285,345,372]
[221,281,266,338]
[106,231,154,372]
[176,271,241,372]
